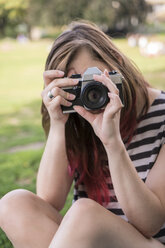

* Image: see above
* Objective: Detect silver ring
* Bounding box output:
[47,90,54,99]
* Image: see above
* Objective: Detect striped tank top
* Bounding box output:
[73,91,165,244]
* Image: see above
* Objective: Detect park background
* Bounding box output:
[0,0,165,246]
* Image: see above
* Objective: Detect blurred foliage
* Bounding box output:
[0,0,30,36]
[0,0,152,38]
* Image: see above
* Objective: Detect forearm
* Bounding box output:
[37,124,73,210]
[105,141,165,237]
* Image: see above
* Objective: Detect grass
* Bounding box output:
[0,36,165,247]
[0,100,44,152]
[0,39,50,113]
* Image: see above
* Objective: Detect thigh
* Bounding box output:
[0,189,63,248]
[49,198,164,248]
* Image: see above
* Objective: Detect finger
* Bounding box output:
[50,87,76,101]
[41,78,79,99]
[106,93,123,118]
[44,77,79,91]
[43,70,65,86]
[93,73,119,95]
[51,95,72,108]
[108,92,123,108]
[73,106,96,124]
[104,68,109,77]
[42,87,76,105]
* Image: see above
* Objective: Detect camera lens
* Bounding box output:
[87,88,101,103]
[81,81,109,110]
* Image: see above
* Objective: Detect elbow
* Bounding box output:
[141,215,165,238]
[141,229,161,239]
[143,222,165,239]
[131,222,164,239]
[127,207,165,239]
[141,229,157,239]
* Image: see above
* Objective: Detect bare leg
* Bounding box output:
[49,198,164,248]
[0,189,62,248]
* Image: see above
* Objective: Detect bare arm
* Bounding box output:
[37,70,78,210]
[104,141,165,238]
[37,124,73,211]
[74,70,165,238]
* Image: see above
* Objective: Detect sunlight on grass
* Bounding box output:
[0,39,53,113]
[0,38,165,115]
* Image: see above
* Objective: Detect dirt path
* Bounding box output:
[6,142,44,153]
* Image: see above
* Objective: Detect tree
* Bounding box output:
[83,0,152,34]
[0,0,30,36]
[84,0,115,28]
[38,0,89,26]
[116,0,152,30]
[0,0,152,37]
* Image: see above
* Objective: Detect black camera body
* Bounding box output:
[61,67,123,114]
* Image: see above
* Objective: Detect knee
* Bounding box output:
[63,198,101,230]
[0,189,36,229]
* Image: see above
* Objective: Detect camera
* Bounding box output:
[61,67,123,114]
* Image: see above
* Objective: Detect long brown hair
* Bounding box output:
[41,20,150,204]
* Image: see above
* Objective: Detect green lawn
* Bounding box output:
[0,37,165,247]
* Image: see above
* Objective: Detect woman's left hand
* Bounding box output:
[73,69,124,147]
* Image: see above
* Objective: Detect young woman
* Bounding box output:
[0,21,165,248]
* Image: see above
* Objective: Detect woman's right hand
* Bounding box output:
[41,70,78,125]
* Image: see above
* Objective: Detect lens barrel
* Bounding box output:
[81,81,109,110]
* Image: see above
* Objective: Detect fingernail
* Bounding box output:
[69,94,76,100]
[58,71,64,76]
[73,105,78,110]
[104,69,109,75]
[72,79,79,84]
[67,101,72,106]
[108,92,113,97]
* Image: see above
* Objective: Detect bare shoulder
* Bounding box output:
[136,87,161,116]
[147,87,161,106]
[145,88,165,207]
[146,88,165,189]
[146,144,165,207]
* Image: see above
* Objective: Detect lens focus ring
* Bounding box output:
[81,81,109,110]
